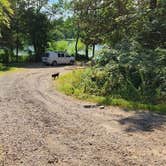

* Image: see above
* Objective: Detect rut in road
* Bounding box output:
[0,66,166,166]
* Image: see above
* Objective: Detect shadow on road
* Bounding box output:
[118,111,166,132]
[9,63,69,69]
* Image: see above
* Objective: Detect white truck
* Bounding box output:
[42,51,75,66]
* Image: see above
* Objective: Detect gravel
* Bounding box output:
[0,64,166,166]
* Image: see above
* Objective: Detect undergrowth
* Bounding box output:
[55,69,166,113]
[0,63,22,76]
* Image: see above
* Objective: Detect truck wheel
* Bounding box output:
[52,61,57,66]
[70,61,74,65]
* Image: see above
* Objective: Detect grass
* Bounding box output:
[54,69,166,114]
[0,63,23,76]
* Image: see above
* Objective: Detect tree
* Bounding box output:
[23,8,50,61]
[0,0,13,28]
[72,0,134,57]
[69,0,166,104]
[0,0,51,63]
[0,0,14,63]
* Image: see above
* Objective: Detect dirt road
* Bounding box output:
[0,65,166,166]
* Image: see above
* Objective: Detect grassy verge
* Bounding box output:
[0,63,23,76]
[54,69,166,114]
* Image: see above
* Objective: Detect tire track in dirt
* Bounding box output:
[0,65,166,166]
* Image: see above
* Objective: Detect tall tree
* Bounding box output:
[1,0,50,62]
[23,8,50,61]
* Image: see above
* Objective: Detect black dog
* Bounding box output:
[52,72,59,80]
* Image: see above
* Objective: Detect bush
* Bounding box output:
[82,44,166,104]
[55,69,166,113]
[0,63,8,71]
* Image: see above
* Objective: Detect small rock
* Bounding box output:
[48,159,54,164]
[84,105,92,108]
[100,106,105,109]
[48,156,58,164]
[84,105,96,108]
[33,147,38,151]
[48,157,57,164]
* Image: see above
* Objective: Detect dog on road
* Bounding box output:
[52,72,59,80]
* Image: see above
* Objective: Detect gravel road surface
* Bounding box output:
[0,65,166,166]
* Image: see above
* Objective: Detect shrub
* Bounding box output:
[81,45,166,104]
[0,63,8,71]
[55,69,166,113]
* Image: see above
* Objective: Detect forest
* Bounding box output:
[0,0,166,111]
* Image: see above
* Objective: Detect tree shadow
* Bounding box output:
[118,111,166,132]
[8,63,72,69]
[0,65,10,72]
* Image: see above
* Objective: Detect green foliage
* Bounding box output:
[0,0,50,63]
[0,63,22,76]
[48,40,84,55]
[0,0,13,27]
[70,0,166,106]
[55,69,84,95]
[67,40,84,55]
[55,37,165,105]
[49,40,68,52]
[90,45,166,104]
[55,69,166,113]
[0,63,8,71]
[50,17,75,41]
[23,9,50,61]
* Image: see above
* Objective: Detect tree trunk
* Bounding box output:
[33,42,38,62]
[92,44,95,58]
[4,50,9,65]
[75,32,79,60]
[16,17,19,63]
[16,34,19,63]
[85,44,89,60]
[10,47,14,63]
[150,0,157,9]
[149,0,157,22]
